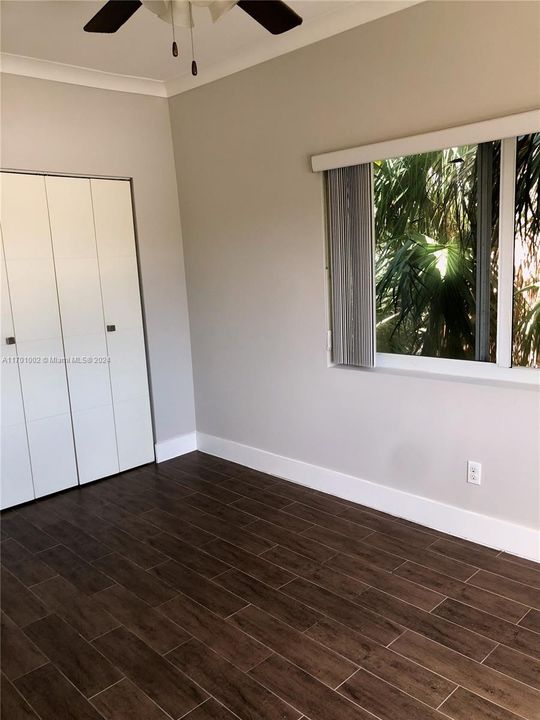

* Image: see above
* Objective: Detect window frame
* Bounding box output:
[314,111,540,385]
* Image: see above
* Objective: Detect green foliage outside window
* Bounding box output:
[374,134,539,367]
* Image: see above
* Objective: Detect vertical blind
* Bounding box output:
[325,164,375,367]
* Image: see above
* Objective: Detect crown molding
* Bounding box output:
[0,53,167,97]
[1,1,421,99]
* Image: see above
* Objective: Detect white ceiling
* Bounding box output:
[0,1,421,96]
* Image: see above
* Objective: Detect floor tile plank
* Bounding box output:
[95,583,190,654]
[85,483,156,515]
[182,698,244,719]
[338,667,441,720]
[174,465,233,486]
[138,489,205,516]
[24,613,122,697]
[339,506,436,548]
[306,616,456,708]
[249,652,373,720]
[280,502,374,540]
[31,575,119,640]
[215,570,322,631]
[498,552,540,571]
[71,492,164,542]
[260,545,320,575]
[439,687,524,720]
[158,592,272,670]
[431,539,540,589]
[141,507,216,546]
[391,630,540,719]
[1,538,56,586]
[300,524,387,563]
[232,497,313,530]
[433,597,540,660]
[1,672,40,720]
[483,643,540,690]
[147,532,230,578]
[219,478,294,510]
[93,553,177,607]
[40,521,111,563]
[468,569,540,610]
[15,664,105,720]
[181,510,276,554]
[47,502,113,538]
[1,612,48,681]
[90,677,171,720]
[97,526,166,569]
[395,561,528,621]
[149,560,248,617]
[235,467,288,489]
[265,481,353,516]
[354,587,497,660]
[184,493,257,526]
[37,544,115,595]
[203,538,294,588]
[520,609,540,633]
[327,553,443,611]
[173,475,243,505]
[0,513,57,554]
[15,500,64,529]
[361,532,477,580]
[94,626,207,718]
[168,638,301,720]
[230,604,357,687]
[126,469,197,499]
[247,520,335,563]
[261,544,370,602]
[1,565,49,626]
[300,564,369,603]
[280,577,403,645]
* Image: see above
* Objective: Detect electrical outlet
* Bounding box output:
[467,460,482,485]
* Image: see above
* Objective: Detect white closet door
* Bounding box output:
[46,176,119,484]
[91,179,154,470]
[1,172,78,498]
[0,240,34,509]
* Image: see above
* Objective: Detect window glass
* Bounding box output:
[374,143,499,361]
[513,133,540,368]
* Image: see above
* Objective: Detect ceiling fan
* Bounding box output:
[84,1,303,36]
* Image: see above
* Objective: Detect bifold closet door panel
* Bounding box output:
[46,176,119,484]
[91,179,154,470]
[0,173,78,498]
[0,242,34,509]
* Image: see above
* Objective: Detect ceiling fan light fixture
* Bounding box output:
[142,0,238,28]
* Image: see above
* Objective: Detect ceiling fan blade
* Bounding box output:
[237,0,302,35]
[84,0,143,33]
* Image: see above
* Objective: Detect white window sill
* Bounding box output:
[330,352,539,389]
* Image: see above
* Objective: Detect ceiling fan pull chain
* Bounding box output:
[170,0,178,57]
[189,2,198,75]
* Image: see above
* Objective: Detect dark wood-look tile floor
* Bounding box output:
[1,452,539,720]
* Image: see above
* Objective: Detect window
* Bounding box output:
[513,133,540,368]
[374,142,500,362]
[320,119,539,378]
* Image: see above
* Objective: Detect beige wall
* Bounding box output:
[169,1,540,529]
[1,74,196,444]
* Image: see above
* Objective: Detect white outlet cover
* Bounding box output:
[467,460,482,485]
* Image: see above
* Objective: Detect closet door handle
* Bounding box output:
[5,336,16,345]
[106,324,116,332]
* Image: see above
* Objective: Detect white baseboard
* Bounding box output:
[197,432,540,562]
[155,432,197,463]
